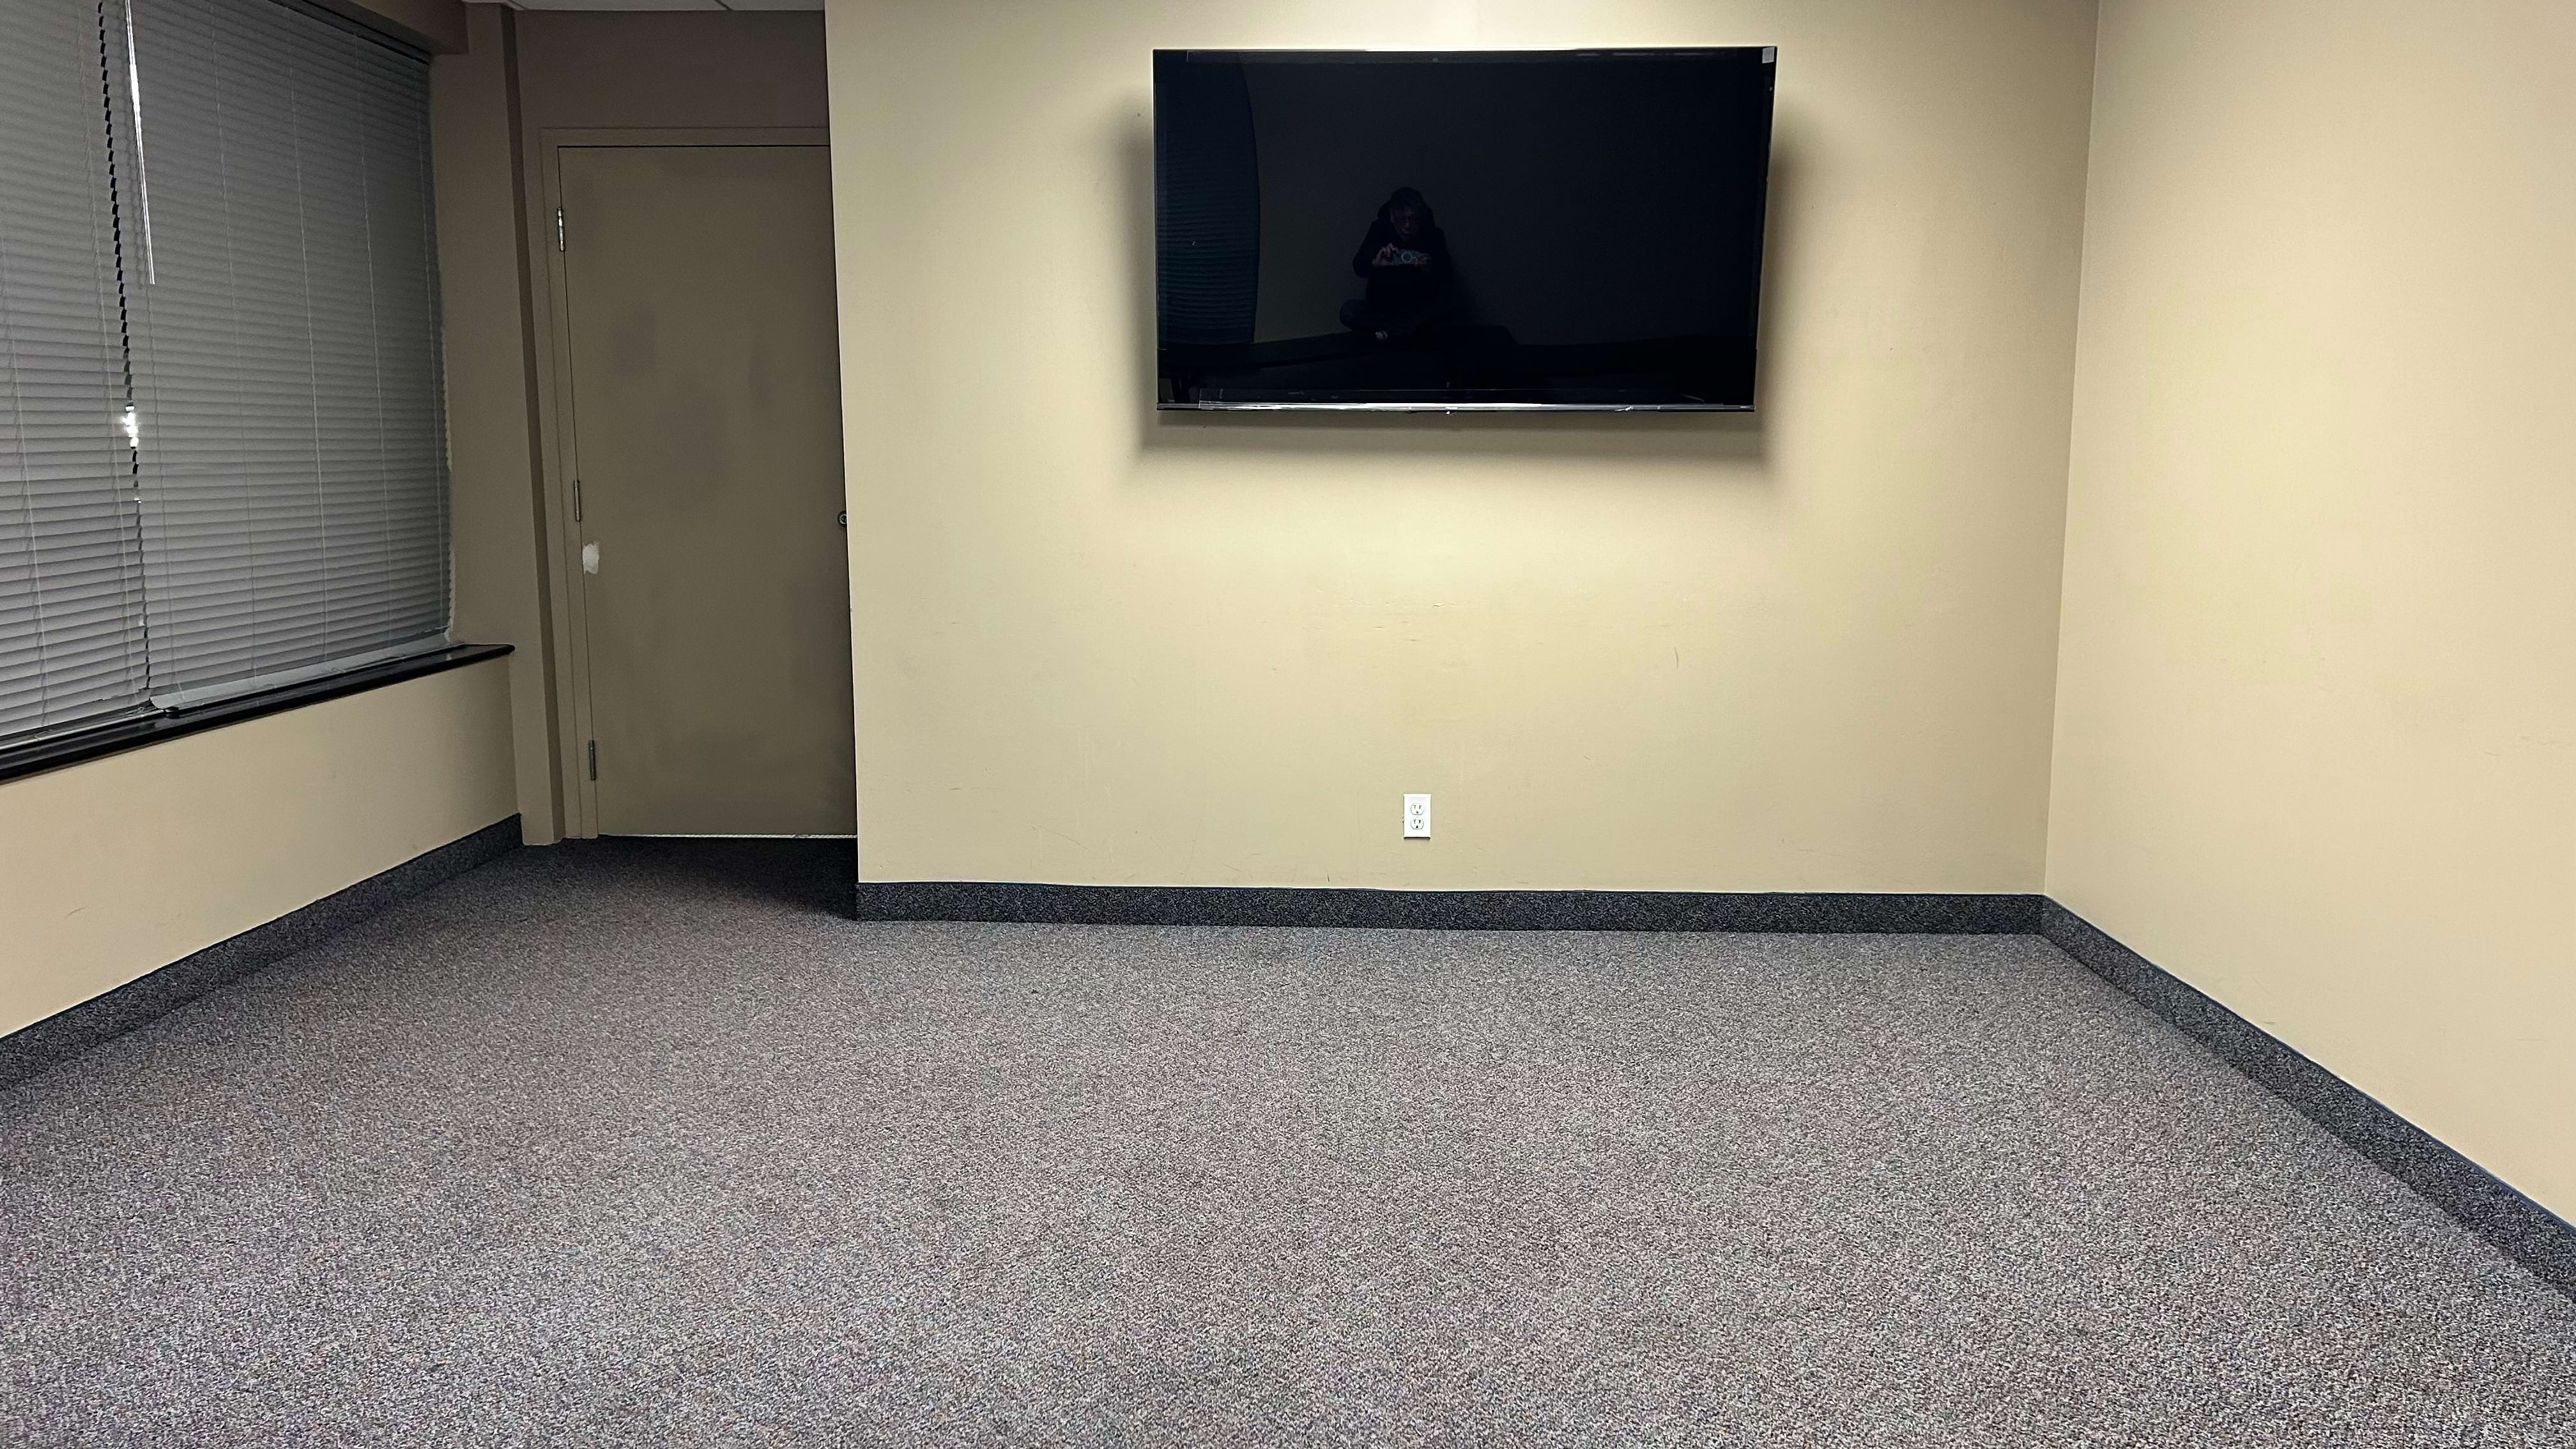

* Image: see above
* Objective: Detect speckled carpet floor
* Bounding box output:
[4,841,2572,1446]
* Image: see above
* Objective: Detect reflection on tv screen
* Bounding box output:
[1154,49,1776,411]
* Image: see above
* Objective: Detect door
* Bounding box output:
[558,145,854,836]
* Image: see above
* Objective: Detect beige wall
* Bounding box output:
[0,659,518,1037]
[2048,1,2576,1218]
[825,0,2097,890]
[437,4,560,844]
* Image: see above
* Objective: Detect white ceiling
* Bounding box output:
[500,0,822,12]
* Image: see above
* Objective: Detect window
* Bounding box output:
[0,0,448,749]
[0,0,154,742]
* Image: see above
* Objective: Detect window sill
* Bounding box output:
[0,643,514,788]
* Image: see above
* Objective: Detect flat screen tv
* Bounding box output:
[1154,47,1777,412]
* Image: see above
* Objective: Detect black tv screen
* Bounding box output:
[1154,47,1777,411]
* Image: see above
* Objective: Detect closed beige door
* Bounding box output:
[560,145,854,836]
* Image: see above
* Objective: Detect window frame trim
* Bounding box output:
[0,641,508,786]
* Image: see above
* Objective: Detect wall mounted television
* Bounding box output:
[1153,47,1777,412]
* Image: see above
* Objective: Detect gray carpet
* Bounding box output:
[3,842,2571,1446]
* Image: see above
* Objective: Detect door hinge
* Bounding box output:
[587,739,597,781]
[555,208,565,252]
[573,477,583,522]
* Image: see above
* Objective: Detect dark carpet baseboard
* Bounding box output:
[2040,900,2575,1299]
[0,815,522,1091]
[850,882,2043,933]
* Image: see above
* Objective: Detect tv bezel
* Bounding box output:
[1151,46,1777,414]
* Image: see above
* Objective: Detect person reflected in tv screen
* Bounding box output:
[1339,187,1452,342]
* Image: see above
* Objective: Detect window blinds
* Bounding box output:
[125,0,450,705]
[0,0,155,742]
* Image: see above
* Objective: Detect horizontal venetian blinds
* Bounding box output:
[2,0,448,749]
[125,0,449,704]
[0,0,155,742]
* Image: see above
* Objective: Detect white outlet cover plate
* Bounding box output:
[1402,793,1432,839]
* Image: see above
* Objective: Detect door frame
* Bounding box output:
[526,128,833,838]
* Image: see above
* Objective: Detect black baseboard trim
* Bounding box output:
[850,882,2042,934]
[0,815,522,1091]
[2041,900,2575,1299]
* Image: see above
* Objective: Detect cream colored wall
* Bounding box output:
[0,659,518,1038]
[825,0,2097,890]
[2048,1,2576,1218]
[438,4,561,844]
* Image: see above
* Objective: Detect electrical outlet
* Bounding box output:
[1402,793,1432,839]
